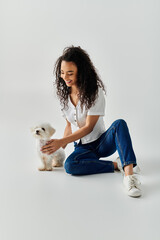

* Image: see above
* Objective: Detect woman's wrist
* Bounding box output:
[60,138,68,148]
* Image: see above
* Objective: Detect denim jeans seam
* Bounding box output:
[115,131,126,165]
[95,125,126,166]
[78,160,113,165]
[74,150,92,161]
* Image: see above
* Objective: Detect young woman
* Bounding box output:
[41,46,141,198]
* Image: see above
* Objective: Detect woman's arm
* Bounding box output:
[62,119,72,149]
[61,115,99,146]
[41,115,99,154]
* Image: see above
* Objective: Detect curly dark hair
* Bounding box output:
[53,45,106,110]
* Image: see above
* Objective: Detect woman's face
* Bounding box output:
[60,61,78,87]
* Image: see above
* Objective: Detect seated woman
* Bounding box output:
[41,46,141,198]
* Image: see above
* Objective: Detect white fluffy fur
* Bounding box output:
[31,123,65,171]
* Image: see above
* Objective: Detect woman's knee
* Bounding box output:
[64,159,78,175]
[64,160,72,174]
[113,119,127,128]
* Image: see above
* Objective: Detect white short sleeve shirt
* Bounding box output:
[60,87,106,144]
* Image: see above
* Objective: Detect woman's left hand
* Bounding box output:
[41,139,63,155]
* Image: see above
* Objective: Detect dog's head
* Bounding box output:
[30,123,56,139]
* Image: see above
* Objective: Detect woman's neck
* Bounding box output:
[71,85,79,95]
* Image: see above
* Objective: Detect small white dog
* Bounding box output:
[31,123,65,171]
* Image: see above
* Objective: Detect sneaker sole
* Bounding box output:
[123,186,142,197]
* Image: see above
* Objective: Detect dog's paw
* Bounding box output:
[46,167,53,171]
[38,166,46,171]
[52,162,63,167]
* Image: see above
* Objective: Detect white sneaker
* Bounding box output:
[123,174,142,197]
[116,157,141,175]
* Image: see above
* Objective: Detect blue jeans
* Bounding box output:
[64,119,137,175]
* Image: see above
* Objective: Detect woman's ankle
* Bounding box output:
[124,164,133,176]
[113,161,118,170]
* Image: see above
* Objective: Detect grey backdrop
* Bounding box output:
[1,0,160,160]
[0,1,160,239]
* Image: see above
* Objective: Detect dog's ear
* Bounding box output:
[50,127,56,136]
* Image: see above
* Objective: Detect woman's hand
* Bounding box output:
[41,139,63,155]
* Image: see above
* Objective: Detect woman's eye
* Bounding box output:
[61,73,73,76]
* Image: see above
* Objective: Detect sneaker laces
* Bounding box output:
[127,175,141,190]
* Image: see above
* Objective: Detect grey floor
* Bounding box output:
[1,93,160,240]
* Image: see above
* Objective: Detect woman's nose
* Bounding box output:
[63,74,69,81]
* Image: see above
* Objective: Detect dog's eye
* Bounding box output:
[42,128,45,131]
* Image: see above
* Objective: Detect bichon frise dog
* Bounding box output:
[31,123,65,171]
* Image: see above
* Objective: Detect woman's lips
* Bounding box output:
[66,80,72,84]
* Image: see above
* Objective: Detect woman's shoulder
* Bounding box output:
[97,86,105,95]
[87,87,106,115]
[96,87,106,101]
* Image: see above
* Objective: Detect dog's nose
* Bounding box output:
[36,130,40,135]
